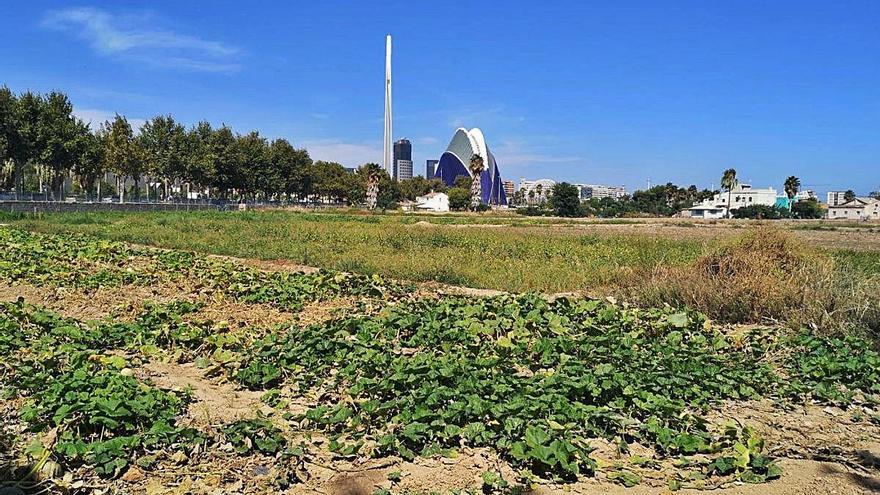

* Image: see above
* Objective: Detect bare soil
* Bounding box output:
[113,350,880,494]
[0,280,296,329]
[138,360,268,427]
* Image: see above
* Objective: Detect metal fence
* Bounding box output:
[0,197,355,215]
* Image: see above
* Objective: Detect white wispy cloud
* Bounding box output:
[301,139,382,168]
[42,7,241,73]
[447,105,506,128]
[493,140,581,167]
[73,108,146,131]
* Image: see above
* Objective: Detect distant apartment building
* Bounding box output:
[576,184,627,201]
[425,159,439,179]
[826,191,850,207]
[393,138,413,181]
[797,190,816,201]
[827,197,880,221]
[519,178,556,204]
[686,184,778,219]
[502,180,515,199]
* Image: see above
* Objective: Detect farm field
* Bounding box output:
[1,221,879,494]
[4,210,880,293]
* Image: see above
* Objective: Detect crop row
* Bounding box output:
[232,294,878,483]
[0,300,308,486]
[3,229,879,489]
[7,294,876,486]
[0,227,410,311]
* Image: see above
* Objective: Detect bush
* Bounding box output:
[732,205,790,219]
[516,206,552,217]
[792,199,824,219]
[447,188,470,211]
[628,226,879,333]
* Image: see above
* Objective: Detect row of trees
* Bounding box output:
[0,87,444,206]
[731,201,823,219]
[519,182,719,218]
[524,170,823,219]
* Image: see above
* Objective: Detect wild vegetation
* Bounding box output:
[6,210,707,292]
[632,227,880,336]
[7,211,879,331]
[2,225,879,494]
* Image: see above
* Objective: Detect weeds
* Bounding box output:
[630,226,880,335]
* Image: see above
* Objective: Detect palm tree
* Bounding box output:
[783,176,800,210]
[469,154,485,210]
[720,168,738,218]
[363,163,381,209]
[844,190,856,203]
[535,184,544,205]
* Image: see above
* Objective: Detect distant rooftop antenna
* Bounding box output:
[383,35,393,175]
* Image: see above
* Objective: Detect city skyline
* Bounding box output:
[1,2,877,195]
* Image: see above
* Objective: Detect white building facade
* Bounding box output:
[827,198,880,221]
[519,178,556,204]
[415,192,449,212]
[686,184,778,219]
[827,191,849,207]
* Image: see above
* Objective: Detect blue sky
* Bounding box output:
[1,1,878,195]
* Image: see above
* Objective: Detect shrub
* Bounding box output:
[516,206,552,217]
[732,205,790,219]
[447,188,470,210]
[628,226,877,333]
[791,198,824,219]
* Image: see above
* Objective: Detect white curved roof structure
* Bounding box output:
[434,127,508,205]
[444,128,493,178]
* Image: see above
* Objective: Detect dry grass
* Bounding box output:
[629,226,880,334]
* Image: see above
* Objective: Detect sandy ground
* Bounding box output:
[99,333,880,495]
[0,280,298,329]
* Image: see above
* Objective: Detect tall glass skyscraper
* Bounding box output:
[393,138,412,181]
[426,159,439,178]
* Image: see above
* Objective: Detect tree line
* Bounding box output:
[523,170,827,219]
[517,182,719,218]
[0,87,454,205]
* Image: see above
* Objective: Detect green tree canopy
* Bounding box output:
[791,198,823,219]
[139,115,187,199]
[447,187,470,211]
[103,114,144,203]
[548,182,583,217]
[783,176,800,201]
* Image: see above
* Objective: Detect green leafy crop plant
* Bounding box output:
[3,228,879,487]
[0,301,203,478]
[232,294,880,481]
[0,227,411,313]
